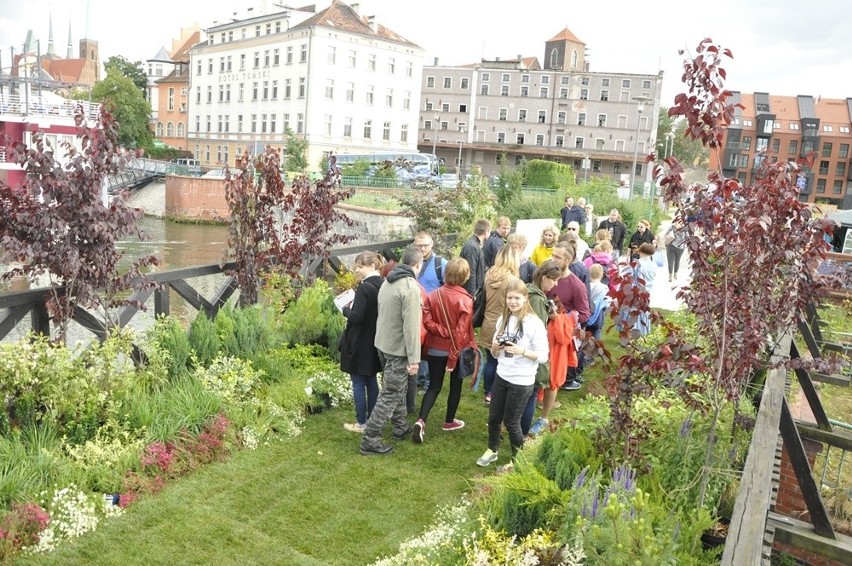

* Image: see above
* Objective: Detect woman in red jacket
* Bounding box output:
[412,258,477,444]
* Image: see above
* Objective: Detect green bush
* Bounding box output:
[188,312,221,367]
[279,279,345,359]
[0,424,64,509]
[143,316,191,381]
[536,427,604,491]
[524,159,575,190]
[485,457,565,538]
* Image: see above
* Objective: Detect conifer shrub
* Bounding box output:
[188,312,220,368]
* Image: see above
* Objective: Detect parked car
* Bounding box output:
[173,158,201,176]
[440,174,460,189]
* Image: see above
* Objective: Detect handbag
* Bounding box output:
[664,232,675,247]
[436,289,480,379]
[471,286,486,328]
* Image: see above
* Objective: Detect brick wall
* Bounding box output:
[771,439,847,566]
[164,175,229,222]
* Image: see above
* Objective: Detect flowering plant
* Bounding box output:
[0,502,49,559]
[25,485,112,554]
[304,369,352,410]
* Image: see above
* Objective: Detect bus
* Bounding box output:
[332,151,439,181]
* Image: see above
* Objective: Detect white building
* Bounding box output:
[418,28,663,187]
[188,1,424,170]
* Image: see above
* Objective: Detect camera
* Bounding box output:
[546,299,558,315]
[496,331,520,357]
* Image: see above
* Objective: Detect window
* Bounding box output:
[772,138,780,152]
[461,78,469,89]
[541,75,550,84]
[285,79,292,98]
[555,135,564,147]
[756,138,768,152]
[577,113,586,126]
[363,120,372,139]
[575,137,584,149]
[790,123,799,130]
[425,102,433,111]
[264,50,270,67]
[841,126,851,134]
[344,117,352,137]
[406,62,413,77]
[557,111,566,124]
[346,83,354,102]
[834,180,843,194]
[622,79,631,88]
[426,76,435,88]
[237,115,243,132]
[540,87,548,98]
[600,90,609,101]
[327,46,336,64]
[480,84,489,95]
[254,52,260,69]
[561,75,570,85]
[403,91,411,110]
[156,122,164,136]
[535,134,544,146]
[387,58,395,74]
[581,77,590,86]
[580,89,588,100]
[401,124,409,142]
[836,162,846,177]
[642,80,651,89]
[788,139,798,154]
[300,44,307,63]
[538,110,546,123]
[441,103,450,113]
[383,121,391,141]
[501,85,509,96]
[481,72,490,81]
[597,114,607,127]
[386,89,393,107]
[613,162,622,173]
[208,58,213,74]
[219,57,225,72]
[571,50,578,68]
[520,86,529,97]
[297,113,304,134]
[502,73,510,82]
[521,74,530,84]
[822,142,833,157]
[816,179,826,193]
[250,114,256,133]
[217,85,224,103]
[441,121,448,130]
[348,50,356,68]
[368,54,376,71]
[516,133,525,144]
[518,109,527,122]
[252,82,258,101]
[823,125,833,132]
[743,119,753,127]
[299,78,306,98]
[261,114,267,133]
[742,136,752,151]
[168,88,175,111]
[424,120,432,131]
[366,85,374,104]
[286,46,293,64]
[560,88,568,98]
[207,86,213,103]
[196,59,202,75]
[840,144,849,158]
[325,79,334,99]
[499,108,507,121]
[819,160,830,175]
[443,77,452,88]
[177,123,185,137]
[282,113,289,131]
[497,132,505,143]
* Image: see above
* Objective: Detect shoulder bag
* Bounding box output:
[436,289,480,379]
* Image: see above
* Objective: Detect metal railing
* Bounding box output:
[0,92,99,123]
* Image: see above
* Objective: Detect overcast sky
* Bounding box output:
[2,0,850,106]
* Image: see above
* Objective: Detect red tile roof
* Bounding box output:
[292,0,419,47]
[546,27,584,45]
[41,58,86,83]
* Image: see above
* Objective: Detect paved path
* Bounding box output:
[649,219,690,312]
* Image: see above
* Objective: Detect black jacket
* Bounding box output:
[482,231,505,269]
[339,274,383,376]
[598,218,627,253]
[459,234,485,297]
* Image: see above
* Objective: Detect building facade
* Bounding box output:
[417,28,663,186]
[148,28,201,151]
[710,93,852,206]
[187,0,424,170]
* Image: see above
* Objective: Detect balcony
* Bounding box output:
[0,92,99,123]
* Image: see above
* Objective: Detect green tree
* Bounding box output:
[656,107,708,167]
[524,159,574,189]
[283,127,308,172]
[104,56,147,95]
[90,70,152,148]
[493,154,524,209]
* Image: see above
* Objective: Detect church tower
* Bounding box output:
[543,28,587,72]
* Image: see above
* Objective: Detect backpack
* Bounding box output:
[434,255,444,286]
[591,256,611,286]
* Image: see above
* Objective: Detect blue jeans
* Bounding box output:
[521,384,539,436]
[350,373,379,426]
[483,350,498,396]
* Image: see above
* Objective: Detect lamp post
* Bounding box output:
[457,127,465,178]
[431,112,440,175]
[630,96,651,197]
[664,131,675,159]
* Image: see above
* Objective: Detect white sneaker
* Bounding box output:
[476,449,498,467]
[343,423,365,433]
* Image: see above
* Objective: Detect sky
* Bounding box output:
[1,0,851,107]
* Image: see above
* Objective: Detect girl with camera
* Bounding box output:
[476,279,549,469]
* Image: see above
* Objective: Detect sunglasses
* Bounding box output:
[566,227,578,231]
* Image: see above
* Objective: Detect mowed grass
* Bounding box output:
[16,320,624,566]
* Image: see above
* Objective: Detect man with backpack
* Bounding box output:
[414,231,447,293]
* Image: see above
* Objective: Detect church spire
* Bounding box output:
[66,17,73,58]
[46,12,57,57]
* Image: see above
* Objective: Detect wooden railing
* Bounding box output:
[0,238,414,343]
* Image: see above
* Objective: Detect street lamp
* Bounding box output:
[457,127,465,178]
[431,113,440,175]
[630,96,651,197]
[664,131,675,159]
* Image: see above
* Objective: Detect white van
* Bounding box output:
[173,158,201,175]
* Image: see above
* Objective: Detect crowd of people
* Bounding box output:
[339,200,677,468]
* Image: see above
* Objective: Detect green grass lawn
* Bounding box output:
[16,323,621,566]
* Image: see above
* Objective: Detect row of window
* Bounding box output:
[424,130,643,152]
[195,80,412,108]
[197,46,413,76]
[190,113,410,142]
[215,21,287,44]
[424,103,645,129]
[732,137,850,159]
[734,118,851,135]
[428,73,652,89]
[815,179,845,194]
[156,122,186,138]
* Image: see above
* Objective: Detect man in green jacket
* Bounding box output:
[360,246,424,456]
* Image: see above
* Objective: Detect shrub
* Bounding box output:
[141,315,191,382]
[524,159,574,190]
[0,424,64,510]
[278,279,345,359]
[188,312,220,367]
